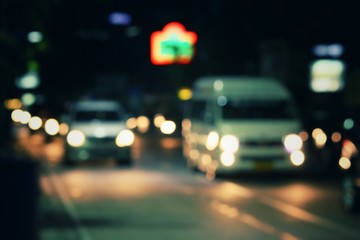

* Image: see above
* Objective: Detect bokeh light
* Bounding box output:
[331,132,342,143]
[4,98,22,110]
[59,123,69,136]
[27,31,43,43]
[19,111,31,124]
[126,117,137,129]
[290,150,305,166]
[137,116,150,133]
[343,118,354,130]
[108,12,132,26]
[160,120,176,135]
[312,128,327,148]
[21,93,36,106]
[11,109,23,122]
[28,116,42,130]
[44,118,60,135]
[16,71,40,89]
[154,114,166,128]
[339,157,351,170]
[178,88,192,101]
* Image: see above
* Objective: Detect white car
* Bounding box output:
[65,100,134,165]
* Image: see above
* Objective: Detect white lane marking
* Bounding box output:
[259,196,360,239]
[217,181,360,239]
[48,173,93,240]
[212,200,300,240]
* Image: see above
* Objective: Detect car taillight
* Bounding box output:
[341,139,357,158]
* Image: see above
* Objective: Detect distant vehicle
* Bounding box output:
[182,76,306,177]
[338,111,360,213]
[301,92,348,174]
[64,100,135,165]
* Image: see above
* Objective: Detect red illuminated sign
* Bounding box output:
[150,22,197,65]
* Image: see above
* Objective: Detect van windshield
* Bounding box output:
[221,99,297,119]
[74,110,121,121]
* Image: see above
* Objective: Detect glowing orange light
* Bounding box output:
[150,22,197,65]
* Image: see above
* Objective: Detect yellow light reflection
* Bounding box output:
[69,188,83,199]
[213,200,239,218]
[271,183,320,205]
[44,138,65,165]
[211,199,299,239]
[59,169,194,200]
[160,137,181,149]
[17,126,30,138]
[213,182,254,200]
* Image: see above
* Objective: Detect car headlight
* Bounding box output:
[283,134,303,152]
[290,150,305,166]
[160,120,176,135]
[116,129,135,147]
[220,152,235,167]
[67,130,86,147]
[206,131,219,151]
[220,134,239,152]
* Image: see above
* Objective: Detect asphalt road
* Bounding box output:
[35,132,360,240]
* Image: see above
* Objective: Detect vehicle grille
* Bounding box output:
[241,155,286,161]
[242,140,283,147]
[87,137,116,146]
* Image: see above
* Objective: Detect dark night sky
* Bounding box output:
[43,0,360,69]
[1,0,359,115]
[3,0,358,74]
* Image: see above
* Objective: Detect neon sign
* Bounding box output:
[310,59,345,92]
[150,22,197,65]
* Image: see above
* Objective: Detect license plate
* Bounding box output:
[254,161,273,171]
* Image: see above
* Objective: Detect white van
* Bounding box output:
[64,100,135,165]
[182,76,306,176]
